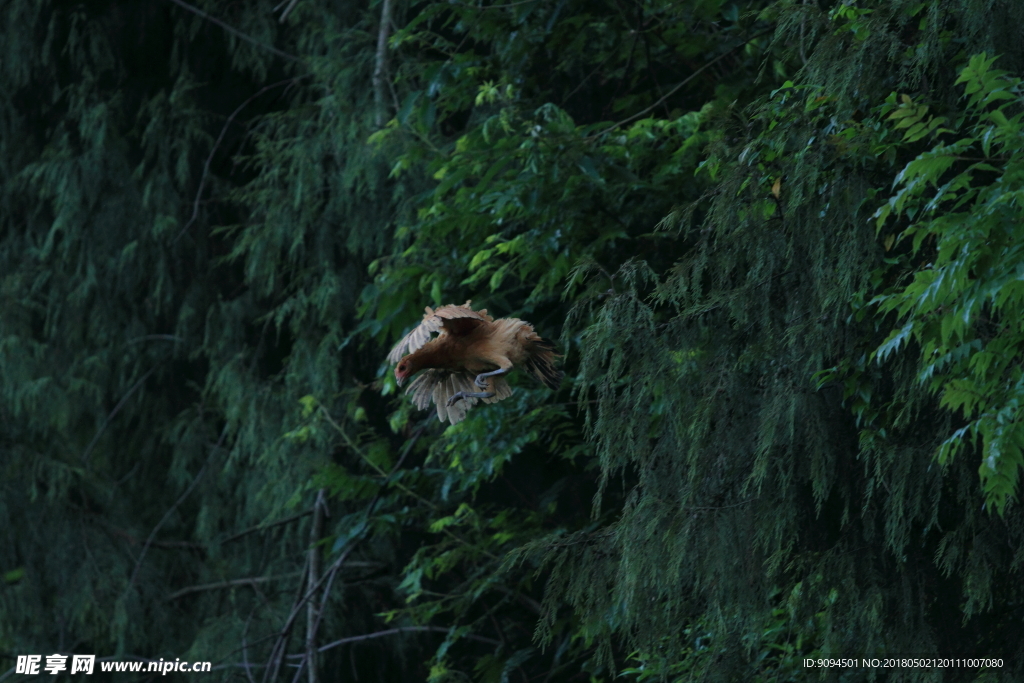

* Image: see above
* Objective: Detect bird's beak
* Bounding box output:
[395,374,405,388]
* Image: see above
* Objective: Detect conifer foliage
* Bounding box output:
[1,0,1023,681]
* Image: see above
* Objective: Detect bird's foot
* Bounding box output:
[474,368,507,388]
[447,390,495,406]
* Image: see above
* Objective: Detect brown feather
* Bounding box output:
[389,301,561,424]
[387,300,492,365]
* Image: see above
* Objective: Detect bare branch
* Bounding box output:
[241,610,259,683]
[165,573,303,602]
[262,543,358,683]
[310,626,501,653]
[373,0,395,128]
[278,0,301,23]
[591,29,772,139]
[123,426,226,595]
[305,490,327,683]
[82,364,161,462]
[265,421,428,681]
[220,508,315,545]
[210,627,501,673]
[125,334,184,345]
[102,524,205,551]
[176,78,302,243]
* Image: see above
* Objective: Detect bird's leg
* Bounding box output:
[474,367,508,389]
[446,390,495,407]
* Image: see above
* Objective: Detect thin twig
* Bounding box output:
[125,334,184,345]
[278,0,300,22]
[166,0,302,62]
[257,553,308,682]
[175,78,301,243]
[310,626,500,653]
[82,364,162,463]
[165,573,303,601]
[589,29,772,139]
[115,460,142,485]
[124,426,226,593]
[220,509,315,545]
[477,0,541,8]
[242,610,258,683]
[495,585,542,615]
[125,462,208,590]
[101,522,204,550]
[213,628,501,672]
[684,498,756,512]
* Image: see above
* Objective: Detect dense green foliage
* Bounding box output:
[1,0,1023,682]
[873,53,1024,515]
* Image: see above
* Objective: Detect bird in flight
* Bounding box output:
[388,301,563,424]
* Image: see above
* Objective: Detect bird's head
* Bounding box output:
[394,357,415,387]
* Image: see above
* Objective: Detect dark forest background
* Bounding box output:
[2,0,1023,681]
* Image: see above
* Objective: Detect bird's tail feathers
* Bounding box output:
[526,338,564,390]
[531,337,557,352]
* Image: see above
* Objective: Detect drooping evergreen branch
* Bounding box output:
[165,0,302,63]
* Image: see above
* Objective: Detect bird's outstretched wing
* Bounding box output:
[405,369,513,424]
[387,301,492,364]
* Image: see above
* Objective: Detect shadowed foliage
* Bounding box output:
[2,1,1022,682]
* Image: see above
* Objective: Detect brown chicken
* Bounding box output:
[388,301,563,424]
